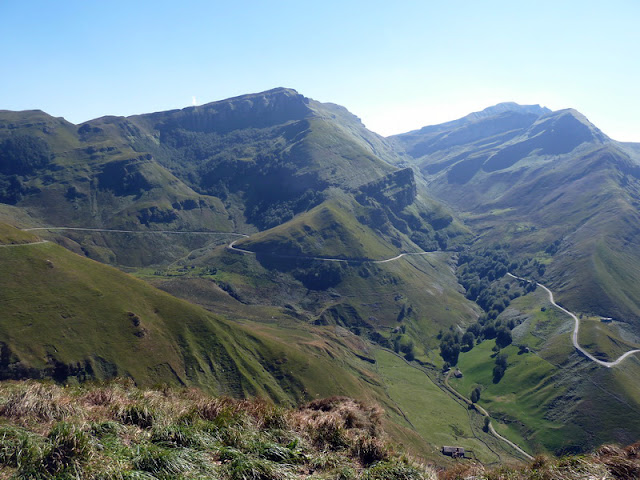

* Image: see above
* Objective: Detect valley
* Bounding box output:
[1,89,640,462]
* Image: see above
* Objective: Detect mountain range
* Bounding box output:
[1,88,639,461]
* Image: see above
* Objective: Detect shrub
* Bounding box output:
[363,460,435,480]
[0,382,76,421]
[116,403,156,429]
[151,424,206,448]
[225,453,282,480]
[470,387,481,404]
[351,435,388,466]
[132,444,202,478]
[43,421,92,475]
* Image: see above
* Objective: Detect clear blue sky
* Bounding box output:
[1,1,639,141]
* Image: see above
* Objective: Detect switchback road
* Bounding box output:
[507,273,640,368]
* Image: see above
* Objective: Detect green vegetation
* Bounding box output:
[0,380,438,480]
[449,287,640,455]
[2,380,637,480]
[3,91,640,464]
[0,224,392,407]
[374,350,522,465]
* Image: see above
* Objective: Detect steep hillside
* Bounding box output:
[0,88,474,363]
[1,380,638,480]
[0,223,391,404]
[392,103,640,455]
[0,88,465,269]
[392,104,640,334]
[0,222,527,464]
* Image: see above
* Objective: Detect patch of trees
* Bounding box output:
[441,245,531,366]
[457,246,521,320]
[439,331,461,365]
[470,387,481,403]
[0,135,52,175]
[463,314,516,350]
[517,257,547,281]
[545,239,562,256]
[0,175,35,204]
[293,262,344,291]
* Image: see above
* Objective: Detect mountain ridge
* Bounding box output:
[2,89,640,457]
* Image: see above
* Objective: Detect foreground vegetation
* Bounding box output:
[0,380,434,480]
[0,381,637,480]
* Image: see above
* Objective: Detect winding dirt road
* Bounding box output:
[23,226,434,264]
[444,370,534,461]
[507,273,640,367]
[227,238,435,264]
[0,240,49,248]
[23,227,248,237]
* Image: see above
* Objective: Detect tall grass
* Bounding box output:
[0,380,636,480]
[0,380,435,480]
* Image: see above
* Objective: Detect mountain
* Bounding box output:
[0,88,466,261]
[392,103,640,454]
[2,91,640,458]
[1,223,387,402]
[392,104,640,332]
[0,87,473,341]
[0,91,533,463]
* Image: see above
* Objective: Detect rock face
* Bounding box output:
[357,167,417,210]
[152,88,312,134]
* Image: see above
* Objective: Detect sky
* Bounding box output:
[1,1,639,141]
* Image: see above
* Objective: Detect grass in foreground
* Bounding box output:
[0,380,638,479]
[0,380,436,480]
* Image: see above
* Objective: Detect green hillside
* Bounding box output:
[449,286,640,455]
[3,91,640,462]
[0,223,528,464]
[393,104,640,335]
[0,223,379,403]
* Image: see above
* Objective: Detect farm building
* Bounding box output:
[442,446,465,458]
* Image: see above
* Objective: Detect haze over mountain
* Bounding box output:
[1,88,639,459]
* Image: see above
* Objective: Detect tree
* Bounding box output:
[461,331,475,351]
[404,347,415,361]
[495,326,513,349]
[483,416,490,432]
[439,337,461,365]
[493,353,508,383]
[470,387,481,403]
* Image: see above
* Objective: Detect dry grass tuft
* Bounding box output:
[0,382,77,422]
[594,442,640,480]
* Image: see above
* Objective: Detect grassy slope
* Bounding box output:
[374,349,522,465]
[1,381,638,480]
[1,224,519,463]
[0,109,235,267]
[393,105,640,335]
[0,223,40,244]
[450,287,640,455]
[0,224,391,406]
[0,380,440,480]
[236,199,398,260]
[149,237,479,354]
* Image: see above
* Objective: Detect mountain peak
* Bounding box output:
[145,87,312,134]
[466,102,551,121]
